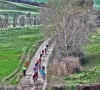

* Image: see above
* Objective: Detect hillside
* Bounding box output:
[7,0,48,3]
[63,29,100,90]
[0,0,40,16]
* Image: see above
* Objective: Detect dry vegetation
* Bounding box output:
[40,0,96,58]
[39,0,99,89]
[49,57,82,76]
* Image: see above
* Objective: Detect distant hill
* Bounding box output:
[7,0,48,6]
[0,0,40,17]
[93,0,100,10]
[8,0,47,3]
[25,0,47,3]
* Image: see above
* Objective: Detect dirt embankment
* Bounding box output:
[47,56,82,87]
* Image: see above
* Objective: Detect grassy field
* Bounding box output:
[64,29,100,90]
[0,27,42,82]
[0,0,40,16]
[0,0,43,84]
[0,10,39,16]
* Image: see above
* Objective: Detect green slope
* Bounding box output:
[0,27,42,83]
[0,0,40,16]
[0,10,39,16]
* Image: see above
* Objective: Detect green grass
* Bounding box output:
[0,27,42,82]
[0,10,39,16]
[0,0,40,16]
[64,29,100,90]
[0,0,42,84]
[64,58,100,90]
[5,1,40,12]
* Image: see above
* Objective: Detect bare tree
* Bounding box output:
[40,0,96,58]
[0,16,3,28]
[12,14,18,27]
[19,16,25,26]
[26,13,32,26]
[3,14,9,28]
[33,16,37,25]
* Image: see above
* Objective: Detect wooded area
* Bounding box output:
[40,0,96,58]
[0,13,40,28]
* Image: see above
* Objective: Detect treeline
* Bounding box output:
[7,0,45,7]
[0,13,40,28]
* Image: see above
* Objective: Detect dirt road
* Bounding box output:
[17,39,54,90]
